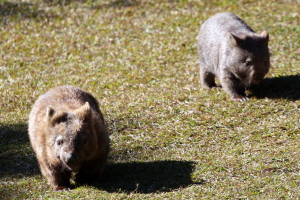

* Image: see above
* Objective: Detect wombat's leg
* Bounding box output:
[75,159,106,184]
[52,171,73,191]
[220,75,247,101]
[200,69,217,89]
[75,168,96,184]
[41,164,72,191]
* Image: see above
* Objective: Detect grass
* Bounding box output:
[0,0,299,199]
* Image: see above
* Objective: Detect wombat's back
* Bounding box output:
[197,13,254,70]
[200,12,254,35]
[30,85,100,116]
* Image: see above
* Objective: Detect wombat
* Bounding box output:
[197,12,270,101]
[28,85,110,191]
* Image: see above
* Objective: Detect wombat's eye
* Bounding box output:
[245,60,252,66]
[82,138,87,144]
[57,139,63,146]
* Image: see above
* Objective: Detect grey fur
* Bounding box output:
[197,12,270,101]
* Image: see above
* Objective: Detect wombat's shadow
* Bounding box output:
[249,74,300,100]
[0,123,39,178]
[0,123,202,194]
[44,0,138,7]
[92,0,139,9]
[95,160,203,194]
[0,1,59,20]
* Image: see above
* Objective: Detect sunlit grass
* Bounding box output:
[0,0,299,199]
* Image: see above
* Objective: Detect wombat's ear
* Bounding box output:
[75,102,91,121]
[229,32,244,46]
[47,107,66,125]
[260,30,269,42]
[46,106,55,118]
[46,106,57,125]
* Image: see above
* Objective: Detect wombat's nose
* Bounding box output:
[66,153,77,165]
[252,73,265,84]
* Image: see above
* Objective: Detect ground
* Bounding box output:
[0,0,299,199]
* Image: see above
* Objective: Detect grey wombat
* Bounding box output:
[28,85,110,191]
[197,12,270,101]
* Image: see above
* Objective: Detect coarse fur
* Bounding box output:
[197,12,270,101]
[28,85,110,191]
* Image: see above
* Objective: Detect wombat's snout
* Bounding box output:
[64,152,80,171]
[66,153,77,164]
[252,73,265,84]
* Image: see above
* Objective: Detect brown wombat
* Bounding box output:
[197,12,270,101]
[28,85,110,191]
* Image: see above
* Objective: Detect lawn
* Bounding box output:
[0,0,299,199]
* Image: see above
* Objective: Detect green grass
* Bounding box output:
[0,0,299,199]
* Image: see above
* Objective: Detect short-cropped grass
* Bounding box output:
[0,0,299,199]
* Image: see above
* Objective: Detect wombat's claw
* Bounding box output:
[238,97,248,102]
[232,96,248,101]
[55,186,72,191]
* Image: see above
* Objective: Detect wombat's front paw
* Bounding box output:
[231,95,248,102]
[202,83,218,89]
[55,185,73,191]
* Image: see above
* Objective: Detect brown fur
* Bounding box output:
[28,85,110,191]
